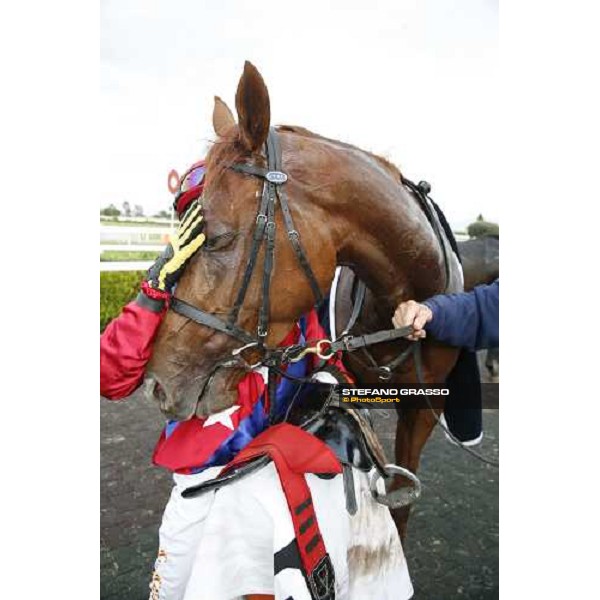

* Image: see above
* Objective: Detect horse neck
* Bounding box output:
[298,138,447,305]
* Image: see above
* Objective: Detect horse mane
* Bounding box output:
[205,124,403,184]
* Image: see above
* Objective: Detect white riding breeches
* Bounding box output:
[150,465,413,600]
[149,469,221,600]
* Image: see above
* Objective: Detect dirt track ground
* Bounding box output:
[101,371,498,599]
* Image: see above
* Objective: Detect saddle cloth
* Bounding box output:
[177,461,413,600]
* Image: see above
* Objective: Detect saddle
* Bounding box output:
[181,406,379,497]
[302,407,386,473]
[182,401,420,510]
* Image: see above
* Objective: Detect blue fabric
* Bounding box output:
[189,318,316,473]
[165,420,179,439]
[424,280,499,351]
[192,397,270,473]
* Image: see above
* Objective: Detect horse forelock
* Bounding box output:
[204,127,248,184]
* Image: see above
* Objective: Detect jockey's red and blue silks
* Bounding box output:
[152,307,350,474]
[100,294,349,473]
[100,297,167,400]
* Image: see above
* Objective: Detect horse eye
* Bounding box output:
[204,231,237,252]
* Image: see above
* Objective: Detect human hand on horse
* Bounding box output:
[392,300,433,341]
[144,200,206,297]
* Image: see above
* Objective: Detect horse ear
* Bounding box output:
[212,96,235,137]
[235,61,270,152]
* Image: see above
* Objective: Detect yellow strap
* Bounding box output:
[178,203,203,244]
[157,232,206,291]
[178,212,204,247]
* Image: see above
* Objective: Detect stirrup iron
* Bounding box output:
[369,464,422,509]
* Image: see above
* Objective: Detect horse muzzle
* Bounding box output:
[145,376,202,421]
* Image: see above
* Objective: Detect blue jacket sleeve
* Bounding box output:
[423,280,499,351]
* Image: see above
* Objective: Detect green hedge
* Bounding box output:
[100,271,145,331]
[467,220,499,239]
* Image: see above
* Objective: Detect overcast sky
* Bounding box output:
[101,0,498,229]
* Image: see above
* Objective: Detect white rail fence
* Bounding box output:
[100,215,173,225]
[101,261,155,272]
[100,226,174,244]
[100,224,174,272]
[101,244,166,253]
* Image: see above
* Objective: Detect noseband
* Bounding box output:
[170,128,324,360]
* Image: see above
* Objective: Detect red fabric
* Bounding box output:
[150,308,345,474]
[152,371,266,473]
[224,423,341,476]
[100,299,166,400]
[175,159,206,216]
[151,320,307,474]
[101,303,351,476]
[303,309,353,382]
[140,280,171,302]
[224,423,341,575]
[175,184,204,217]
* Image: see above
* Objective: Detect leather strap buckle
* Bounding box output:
[315,339,334,360]
[377,366,392,381]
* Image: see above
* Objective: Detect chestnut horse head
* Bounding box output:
[148,61,461,420]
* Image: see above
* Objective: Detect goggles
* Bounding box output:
[173,162,206,217]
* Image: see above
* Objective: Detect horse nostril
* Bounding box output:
[145,377,168,407]
[153,381,167,404]
[145,376,198,421]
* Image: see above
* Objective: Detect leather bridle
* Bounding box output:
[169,128,437,381]
[170,128,323,356]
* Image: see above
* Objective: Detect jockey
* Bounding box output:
[101,161,207,401]
[101,161,208,599]
[101,161,415,600]
[392,279,499,348]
